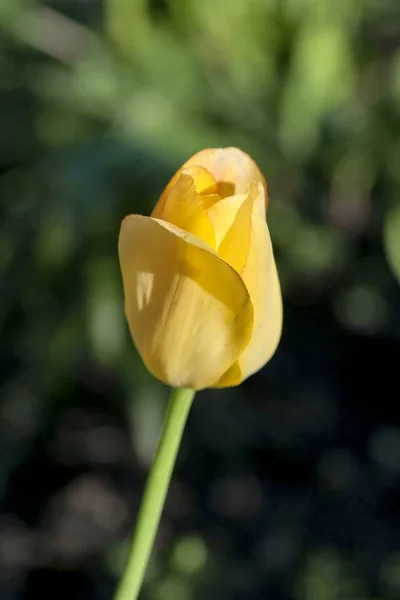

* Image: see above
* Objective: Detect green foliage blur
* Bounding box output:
[1,1,400,600]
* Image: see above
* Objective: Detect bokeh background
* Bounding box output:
[1,0,400,599]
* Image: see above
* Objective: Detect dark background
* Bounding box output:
[1,1,400,599]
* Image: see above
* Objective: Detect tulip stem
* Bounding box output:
[114,387,196,600]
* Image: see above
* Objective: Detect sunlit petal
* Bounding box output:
[119,215,254,390]
[214,188,282,387]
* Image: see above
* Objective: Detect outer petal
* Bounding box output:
[118,215,254,390]
[214,187,282,387]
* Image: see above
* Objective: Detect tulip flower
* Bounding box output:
[115,148,282,600]
[119,147,282,390]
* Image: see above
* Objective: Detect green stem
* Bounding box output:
[114,387,196,600]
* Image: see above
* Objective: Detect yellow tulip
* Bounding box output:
[119,147,282,390]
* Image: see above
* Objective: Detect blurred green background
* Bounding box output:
[1,0,400,599]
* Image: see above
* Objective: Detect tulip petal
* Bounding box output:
[214,189,282,387]
[208,184,261,273]
[182,166,219,195]
[240,222,282,379]
[119,215,254,390]
[207,193,248,249]
[158,173,216,248]
[152,166,219,219]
